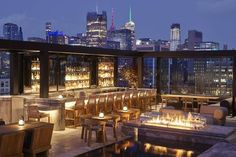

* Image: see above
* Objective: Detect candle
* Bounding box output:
[123,106,128,111]
[99,112,104,118]
[18,119,25,126]
[58,95,63,99]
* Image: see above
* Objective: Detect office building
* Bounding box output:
[170,23,181,51]
[108,29,132,50]
[3,23,23,41]
[86,11,107,48]
[47,31,65,44]
[46,22,52,42]
[123,8,136,50]
[188,30,203,50]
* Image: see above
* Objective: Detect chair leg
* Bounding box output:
[81,125,84,139]
[88,129,92,146]
[84,128,88,142]
[113,126,117,141]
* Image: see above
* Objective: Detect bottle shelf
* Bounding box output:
[98,61,114,87]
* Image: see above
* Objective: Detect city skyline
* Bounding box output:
[0,0,236,49]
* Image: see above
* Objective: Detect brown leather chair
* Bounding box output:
[23,123,54,157]
[0,131,25,157]
[28,106,50,123]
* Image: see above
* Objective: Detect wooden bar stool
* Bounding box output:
[97,95,107,114]
[105,94,114,114]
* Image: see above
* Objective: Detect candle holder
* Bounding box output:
[123,106,128,111]
[99,112,105,118]
[84,99,88,106]
[18,116,25,126]
[58,95,63,99]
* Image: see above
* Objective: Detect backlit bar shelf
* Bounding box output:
[98,60,114,87]
[31,58,40,92]
[65,62,90,90]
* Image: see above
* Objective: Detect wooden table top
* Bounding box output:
[116,109,132,113]
[0,122,52,135]
[161,94,219,100]
[91,115,113,121]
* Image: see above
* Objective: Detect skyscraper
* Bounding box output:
[188,30,203,50]
[123,7,136,50]
[3,23,23,41]
[86,11,107,48]
[170,23,181,51]
[45,22,52,42]
[47,31,65,44]
[108,29,132,50]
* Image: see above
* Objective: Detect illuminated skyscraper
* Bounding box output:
[3,23,23,41]
[188,30,202,50]
[170,23,181,51]
[47,31,65,44]
[123,7,136,50]
[45,22,52,42]
[86,11,107,48]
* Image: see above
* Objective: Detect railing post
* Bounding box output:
[90,56,98,86]
[114,57,118,87]
[40,50,49,98]
[135,57,143,88]
[10,52,23,95]
[156,57,161,103]
[232,57,236,116]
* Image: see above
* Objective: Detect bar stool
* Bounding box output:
[28,105,50,123]
[97,95,107,114]
[114,93,123,111]
[147,90,157,110]
[105,94,114,114]
[86,95,97,115]
[130,91,139,108]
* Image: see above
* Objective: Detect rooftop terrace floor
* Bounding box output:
[49,125,131,157]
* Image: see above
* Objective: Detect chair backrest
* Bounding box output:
[114,93,123,110]
[84,119,106,129]
[28,105,40,118]
[105,94,114,114]
[29,124,54,151]
[75,97,86,115]
[0,131,25,156]
[0,118,5,126]
[123,92,132,108]
[86,95,97,115]
[97,95,107,113]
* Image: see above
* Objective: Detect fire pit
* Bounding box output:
[142,112,206,130]
[122,112,236,145]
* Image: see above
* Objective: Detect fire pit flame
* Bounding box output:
[144,112,206,130]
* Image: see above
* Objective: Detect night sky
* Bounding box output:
[0,0,236,49]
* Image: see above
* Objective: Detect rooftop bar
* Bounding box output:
[1,39,236,156]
